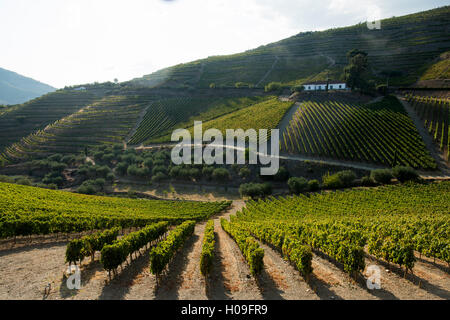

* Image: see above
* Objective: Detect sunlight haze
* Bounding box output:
[0,0,447,88]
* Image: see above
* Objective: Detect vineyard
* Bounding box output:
[405,94,450,161]
[0,90,95,153]
[231,182,450,277]
[0,181,230,238]
[0,96,149,163]
[281,95,436,169]
[129,96,268,145]
[184,97,294,141]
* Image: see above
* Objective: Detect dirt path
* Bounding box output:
[0,242,67,300]
[397,95,450,175]
[207,216,263,300]
[277,102,301,139]
[256,55,279,88]
[256,242,318,300]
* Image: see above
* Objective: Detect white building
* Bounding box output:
[303,81,347,91]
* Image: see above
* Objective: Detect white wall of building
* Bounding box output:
[303,83,346,91]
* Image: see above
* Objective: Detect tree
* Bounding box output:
[344,49,369,91]
[114,78,118,84]
[380,70,402,89]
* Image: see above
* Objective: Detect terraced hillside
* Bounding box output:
[132,6,450,88]
[281,95,436,169]
[1,96,149,162]
[149,97,294,143]
[0,90,95,151]
[129,96,268,145]
[406,94,450,161]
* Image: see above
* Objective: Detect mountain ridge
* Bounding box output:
[130,6,450,89]
[0,67,55,105]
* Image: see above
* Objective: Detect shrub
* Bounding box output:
[50,162,67,173]
[153,159,165,166]
[61,155,76,164]
[361,176,374,186]
[337,170,357,186]
[48,154,63,162]
[143,158,153,168]
[370,169,393,184]
[322,170,356,189]
[307,179,320,191]
[115,162,128,175]
[288,177,308,193]
[94,178,106,188]
[151,172,167,183]
[0,175,14,183]
[93,151,104,162]
[15,178,32,186]
[169,166,181,178]
[127,165,140,176]
[102,153,115,163]
[189,168,201,179]
[202,166,214,179]
[77,181,97,194]
[152,165,167,176]
[96,165,111,178]
[274,166,289,181]
[392,166,419,182]
[239,183,272,198]
[212,168,230,182]
[238,167,251,179]
[121,154,136,164]
[264,82,282,92]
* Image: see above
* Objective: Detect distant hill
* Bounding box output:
[0,67,55,105]
[131,6,450,88]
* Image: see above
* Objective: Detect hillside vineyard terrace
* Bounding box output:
[171,121,279,175]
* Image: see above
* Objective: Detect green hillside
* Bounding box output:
[281,95,436,169]
[420,51,450,80]
[129,95,268,145]
[0,95,150,162]
[0,181,230,237]
[0,90,95,151]
[149,97,294,143]
[406,94,450,161]
[131,6,450,88]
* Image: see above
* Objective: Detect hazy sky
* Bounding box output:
[0,0,448,88]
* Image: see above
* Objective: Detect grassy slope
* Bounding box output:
[1,96,148,161]
[0,91,95,151]
[129,95,269,145]
[149,97,294,143]
[420,51,450,80]
[0,181,229,223]
[132,6,450,88]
